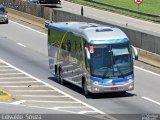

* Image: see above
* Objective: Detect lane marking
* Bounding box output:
[31,105,80,114]
[0,101,90,114]
[134,66,160,77]
[0,73,24,75]
[0,85,47,87]
[0,81,39,83]
[10,20,47,36]
[17,43,26,47]
[0,77,30,79]
[0,66,10,67]
[53,106,87,109]
[0,59,105,114]
[15,95,67,97]
[11,100,26,105]
[142,96,160,106]
[0,69,15,71]
[11,90,56,92]
[23,100,78,103]
[10,20,160,78]
[78,111,97,114]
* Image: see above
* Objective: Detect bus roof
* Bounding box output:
[48,22,129,44]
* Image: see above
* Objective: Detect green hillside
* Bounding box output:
[70,0,160,22]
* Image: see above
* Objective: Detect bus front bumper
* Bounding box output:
[88,79,134,93]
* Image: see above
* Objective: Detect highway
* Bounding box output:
[0,20,160,119]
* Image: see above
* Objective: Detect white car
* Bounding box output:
[0,4,8,24]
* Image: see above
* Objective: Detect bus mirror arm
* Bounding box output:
[131,45,138,60]
[85,47,91,63]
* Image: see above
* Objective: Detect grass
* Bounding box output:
[69,0,160,23]
[96,0,160,15]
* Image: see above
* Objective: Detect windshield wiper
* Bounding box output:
[115,65,125,78]
[111,50,125,78]
[101,67,110,79]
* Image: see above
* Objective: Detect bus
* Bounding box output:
[47,22,138,96]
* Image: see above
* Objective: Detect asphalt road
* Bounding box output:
[0,21,160,120]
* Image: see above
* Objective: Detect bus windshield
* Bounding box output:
[0,8,5,13]
[90,42,133,78]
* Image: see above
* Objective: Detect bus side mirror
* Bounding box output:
[85,47,91,63]
[131,45,138,60]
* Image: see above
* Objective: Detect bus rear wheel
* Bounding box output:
[58,69,64,85]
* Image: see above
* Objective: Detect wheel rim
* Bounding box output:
[59,70,63,84]
[83,81,88,95]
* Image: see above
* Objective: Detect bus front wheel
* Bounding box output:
[82,79,91,97]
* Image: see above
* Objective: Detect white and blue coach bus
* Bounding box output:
[47,22,138,96]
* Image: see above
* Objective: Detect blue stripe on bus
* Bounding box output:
[90,38,128,44]
[48,24,68,32]
[90,74,134,83]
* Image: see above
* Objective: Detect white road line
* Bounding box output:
[11,90,56,92]
[142,96,160,106]
[0,73,24,75]
[0,66,10,67]
[11,100,26,105]
[0,81,39,83]
[0,85,46,87]
[17,43,26,47]
[0,101,84,114]
[16,95,67,97]
[78,111,97,114]
[53,106,87,109]
[0,69,15,71]
[24,100,79,103]
[134,66,160,77]
[31,105,79,114]
[10,20,47,36]
[0,77,30,79]
[0,59,105,114]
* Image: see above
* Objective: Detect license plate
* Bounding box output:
[110,87,118,90]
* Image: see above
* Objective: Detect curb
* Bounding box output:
[137,48,160,68]
[7,8,46,29]
[0,89,12,101]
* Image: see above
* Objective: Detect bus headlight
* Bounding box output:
[93,81,99,85]
[4,15,8,18]
[128,84,134,89]
[126,79,133,83]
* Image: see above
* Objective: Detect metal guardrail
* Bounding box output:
[75,0,160,18]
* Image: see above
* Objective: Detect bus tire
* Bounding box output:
[58,68,64,85]
[55,65,58,77]
[119,91,127,95]
[82,78,91,97]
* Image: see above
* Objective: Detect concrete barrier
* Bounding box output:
[1,0,160,67]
